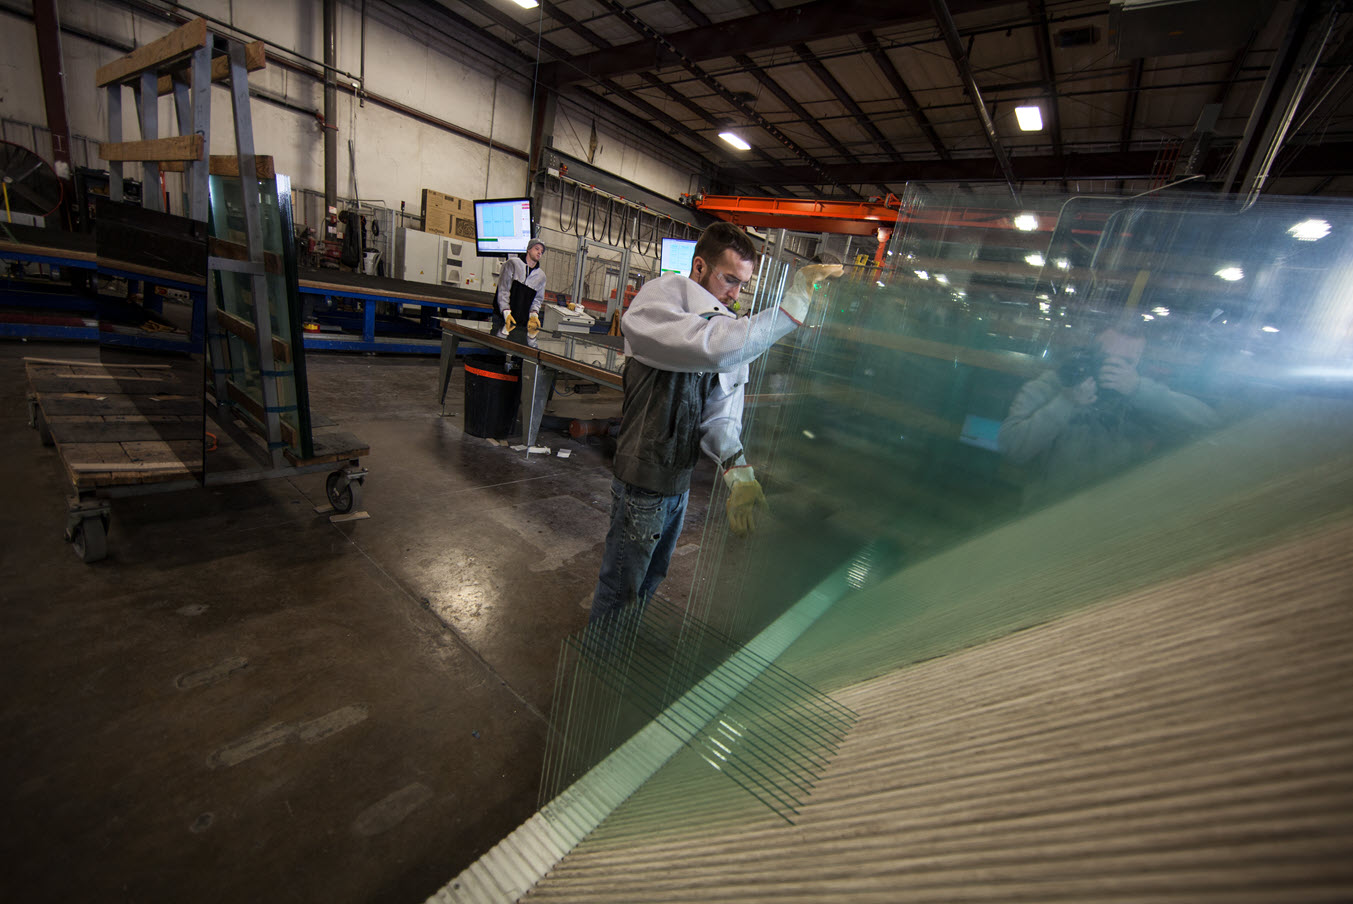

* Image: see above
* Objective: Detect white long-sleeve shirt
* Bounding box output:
[616,273,811,489]
[494,257,546,317]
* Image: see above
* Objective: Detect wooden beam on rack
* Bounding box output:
[95,18,209,86]
[226,381,298,446]
[99,135,204,162]
[156,40,265,95]
[215,309,292,363]
[161,155,275,178]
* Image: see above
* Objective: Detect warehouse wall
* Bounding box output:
[0,0,703,217]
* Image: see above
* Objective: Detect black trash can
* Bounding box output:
[463,356,521,438]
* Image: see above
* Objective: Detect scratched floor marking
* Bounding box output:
[352,782,435,837]
[297,704,370,743]
[485,495,609,573]
[207,704,369,768]
[175,657,250,690]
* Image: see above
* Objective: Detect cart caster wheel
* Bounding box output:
[326,471,363,514]
[71,516,108,563]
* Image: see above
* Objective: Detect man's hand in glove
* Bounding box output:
[780,263,846,324]
[726,479,768,537]
[799,262,846,289]
[527,313,541,335]
[503,311,517,332]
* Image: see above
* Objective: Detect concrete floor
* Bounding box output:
[0,342,713,903]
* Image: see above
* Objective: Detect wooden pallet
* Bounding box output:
[27,359,205,489]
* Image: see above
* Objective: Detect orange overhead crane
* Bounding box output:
[690,193,1061,270]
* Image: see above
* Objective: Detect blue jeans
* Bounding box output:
[590,477,688,623]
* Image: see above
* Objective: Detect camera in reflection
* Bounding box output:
[1058,346,1104,388]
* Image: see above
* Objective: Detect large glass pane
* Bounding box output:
[539,185,1353,828]
[207,170,312,459]
[87,200,208,483]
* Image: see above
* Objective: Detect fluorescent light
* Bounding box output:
[1152,306,1170,316]
[719,131,751,150]
[1013,213,1039,231]
[914,270,929,280]
[1216,266,1244,281]
[1064,285,1076,294]
[509,0,538,6]
[1261,325,1280,333]
[1055,257,1070,270]
[1289,218,1330,241]
[1142,313,1154,321]
[1015,105,1043,131]
[935,273,949,285]
[1026,253,1045,267]
[876,280,886,288]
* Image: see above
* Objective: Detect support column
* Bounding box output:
[323,0,338,210]
[32,0,74,227]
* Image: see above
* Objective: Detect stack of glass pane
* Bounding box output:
[207,171,312,459]
[541,184,1353,826]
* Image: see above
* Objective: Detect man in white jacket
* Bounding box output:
[494,237,547,337]
[589,222,842,624]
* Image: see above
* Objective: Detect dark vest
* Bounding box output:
[613,359,718,495]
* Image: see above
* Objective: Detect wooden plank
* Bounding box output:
[122,440,201,463]
[23,356,135,368]
[162,154,276,178]
[96,18,208,86]
[29,377,184,395]
[96,256,207,287]
[284,430,369,467]
[99,135,204,163]
[48,421,203,444]
[156,40,265,95]
[36,395,202,417]
[215,309,293,363]
[0,240,99,264]
[226,381,298,446]
[67,461,194,472]
[59,442,131,464]
[209,236,284,274]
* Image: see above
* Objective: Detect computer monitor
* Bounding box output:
[473,197,533,256]
[660,238,697,275]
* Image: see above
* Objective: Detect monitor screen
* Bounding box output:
[660,238,697,275]
[473,197,533,256]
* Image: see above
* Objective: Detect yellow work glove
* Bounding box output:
[780,263,846,324]
[726,479,768,537]
[503,311,517,332]
[799,262,846,289]
[527,313,541,335]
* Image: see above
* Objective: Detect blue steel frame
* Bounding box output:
[297,283,493,355]
[0,247,207,353]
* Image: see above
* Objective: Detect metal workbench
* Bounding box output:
[437,317,623,447]
[298,268,493,354]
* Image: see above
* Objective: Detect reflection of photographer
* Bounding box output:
[999,323,1218,507]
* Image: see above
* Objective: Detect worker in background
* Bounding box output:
[589,222,844,625]
[999,319,1218,508]
[495,237,547,338]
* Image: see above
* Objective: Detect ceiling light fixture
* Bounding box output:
[1013,213,1039,231]
[719,131,751,150]
[1026,253,1046,267]
[1015,105,1043,131]
[1288,218,1330,241]
[509,0,539,7]
[1216,266,1244,282]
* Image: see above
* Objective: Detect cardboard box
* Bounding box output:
[421,189,478,239]
[421,188,471,215]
